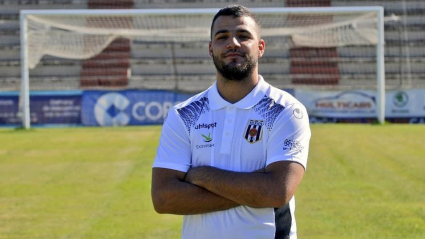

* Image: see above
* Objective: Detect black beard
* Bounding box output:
[212,53,256,81]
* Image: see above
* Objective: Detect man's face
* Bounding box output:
[209,16,265,81]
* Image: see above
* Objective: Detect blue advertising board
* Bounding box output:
[0,94,21,125]
[31,94,82,125]
[81,90,193,126]
[294,89,425,124]
[2,88,421,126]
[0,92,82,126]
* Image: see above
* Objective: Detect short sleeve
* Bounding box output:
[266,103,311,170]
[152,108,192,173]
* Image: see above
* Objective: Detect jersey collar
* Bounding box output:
[208,75,269,110]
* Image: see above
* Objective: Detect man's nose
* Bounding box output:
[226,37,241,49]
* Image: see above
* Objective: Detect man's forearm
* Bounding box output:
[152,168,239,215]
[184,164,298,208]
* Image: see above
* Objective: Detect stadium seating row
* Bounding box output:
[2,73,422,93]
[2,38,425,60]
[2,59,423,79]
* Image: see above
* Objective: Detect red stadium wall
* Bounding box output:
[286,0,340,85]
[80,0,134,88]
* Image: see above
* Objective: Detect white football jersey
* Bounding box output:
[153,76,311,239]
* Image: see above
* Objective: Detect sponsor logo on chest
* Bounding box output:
[194,122,217,149]
[244,120,264,143]
[196,132,214,149]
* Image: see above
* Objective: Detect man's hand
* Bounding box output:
[184,166,210,185]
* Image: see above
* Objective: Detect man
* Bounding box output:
[151,5,311,239]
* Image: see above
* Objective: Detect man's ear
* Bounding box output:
[208,42,213,58]
[258,39,265,58]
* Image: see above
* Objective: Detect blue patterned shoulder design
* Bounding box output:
[177,97,210,134]
[253,95,285,131]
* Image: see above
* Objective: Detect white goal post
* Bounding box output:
[20,7,386,129]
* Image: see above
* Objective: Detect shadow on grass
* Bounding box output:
[0,126,36,133]
[371,120,392,126]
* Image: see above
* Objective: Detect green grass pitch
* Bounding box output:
[0,124,424,239]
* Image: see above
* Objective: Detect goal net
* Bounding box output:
[19,7,387,128]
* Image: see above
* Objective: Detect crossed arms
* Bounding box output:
[151,161,305,215]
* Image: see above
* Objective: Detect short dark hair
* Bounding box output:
[210,5,261,40]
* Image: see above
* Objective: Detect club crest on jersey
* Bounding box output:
[244,120,264,143]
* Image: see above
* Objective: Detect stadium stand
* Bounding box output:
[0,0,424,92]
